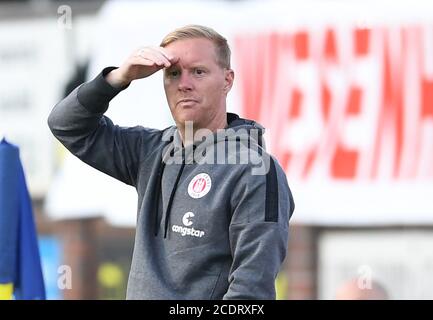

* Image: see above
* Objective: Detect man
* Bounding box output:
[48,25,294,299]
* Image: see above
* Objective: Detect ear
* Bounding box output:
[223,69,234,94]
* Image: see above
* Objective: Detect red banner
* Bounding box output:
[235,27,433,181]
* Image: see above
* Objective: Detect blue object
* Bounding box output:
[0,138,46,299]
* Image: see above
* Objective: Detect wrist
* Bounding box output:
[105,68,130,89]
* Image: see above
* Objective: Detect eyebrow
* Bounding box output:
[189,64,208,69]
[165,64,209,72]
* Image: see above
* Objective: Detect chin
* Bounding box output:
[176,111,202,127]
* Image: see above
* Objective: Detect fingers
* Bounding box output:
[157,47,180,65]
[135,48,168,68]
[120,46,180,81]
[134,47,178,68]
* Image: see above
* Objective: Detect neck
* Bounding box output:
[178,112,228,147]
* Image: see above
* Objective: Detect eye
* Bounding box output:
[167,69,180,78]
[194,68,205,76]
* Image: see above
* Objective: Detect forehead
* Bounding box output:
[164,38,218,66]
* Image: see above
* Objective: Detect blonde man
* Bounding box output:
[48,25,294,299]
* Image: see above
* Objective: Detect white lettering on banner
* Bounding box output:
[235,27,433,181]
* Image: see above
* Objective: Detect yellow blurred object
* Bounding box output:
[0,283,13,300]
[275,272,288,300]
[55,143,68,166]
[97,263,124,289]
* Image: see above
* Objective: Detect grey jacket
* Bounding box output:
[48,67,295,300]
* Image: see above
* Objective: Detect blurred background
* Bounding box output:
[0,0,433,299]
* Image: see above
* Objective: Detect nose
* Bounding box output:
[178,72,193,92]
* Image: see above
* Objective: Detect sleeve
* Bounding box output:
[223,156,295,300]
[47,67,163,187]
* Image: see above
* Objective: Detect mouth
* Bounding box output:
[176,98,199,106]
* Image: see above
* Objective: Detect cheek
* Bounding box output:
[202,77,222,93]
[164,83,176,101]
[205,82,224,102]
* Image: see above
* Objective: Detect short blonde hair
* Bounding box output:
[160,24,231,69]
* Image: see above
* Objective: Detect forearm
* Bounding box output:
[47,67,140,185]
[48,67,124,137]
[105,68,132,89]
[223,157,293,300]
[223,222,288,300]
